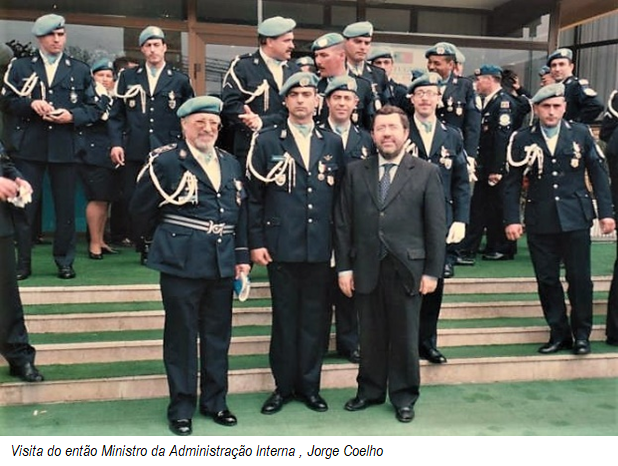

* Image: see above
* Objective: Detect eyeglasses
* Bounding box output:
[413,90,439,98]
[192,119,221,130]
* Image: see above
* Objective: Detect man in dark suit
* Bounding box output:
[457,65,518,264]
[109,25,194,256]
[1,14,101,280]
[406,73,470,364]
[0,148,43,383]
[546,48,603,124]
[601,90,618,346]
[247,72,345,415]
[319,75,375,364]
[130,96,250,436]
[221,16,299,168]
[503,83,615,356]
[335,105,446,423]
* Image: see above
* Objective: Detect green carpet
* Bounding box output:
[17,239,618,287]
[1,378,616,436]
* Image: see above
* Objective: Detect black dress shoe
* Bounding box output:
[302,394,328,412]
[9,362,44,383]
[606,337,618,347]
[169,419,192,436]
[200,408,237,426]
[537,339,573,354]
[482,252,513,261]
[443,263,454,279]
[338,349,361,364]
[395,406,415,423]
[344,396,385,411]
[455,255,475,266]
[16,266,31,281]
[261,392,292,415]
[573,339,591,355]
[57,265,76,279]
[88,251,103,260]
[419,346,447,364]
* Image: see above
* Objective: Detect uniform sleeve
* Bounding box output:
[600,90,618,143]
[221,58,250,127]
[575,80,604,124]
[451,136,471,224]
[246,135,268,250]
[583,128,613,219]
[489,98,516,174]
[502,132,525,225]
[1,60,39,118]
[462,82,481,158]
[107,71,128,148]
[71,72,105,128]
[334,165,354,273]
[129,157,164,240]
[232,160,250,265]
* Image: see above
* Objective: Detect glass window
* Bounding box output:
[197,0,257,25]
[204,43,254,96]
[367,8,410,33]
[264,1,323,28]
[5,0,185,20]
[417,10,486,36]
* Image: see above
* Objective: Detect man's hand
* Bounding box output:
[31,99,54,117]
[488,173,503,186]
[110,146,125,167]
[235,263,251,279]
[419,275,438,295]
[466,156,477,183]
[250,248,272,266]
[446,222,466,244]
[600,218,616,235]
[338,272,355,298]
[43,108,73,124]
[239,105,263,132]
[0,177,19,201]
[505,223,524,241]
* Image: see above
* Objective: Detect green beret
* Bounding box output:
[530,83,565,104]
[0,44,14,67]
[538,65,551,77]
[547,48,573,66]
[279,72,319,97]
[367,46,394,62]
[295,56,315,67]
[425,42,457,59]
[474,64,503,77]
[342,21,374,38]
[139,26,165,47]
[311,33,345,52]
[32,14,65,37]
[324,75,358,97]
[176,96,223,118]
[257,16,296,37]
[410,68,426,81]
[91,58,114,74]
[407,72,443,94]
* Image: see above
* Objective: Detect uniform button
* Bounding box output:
[217,238,222,243]
[307,188,313,193]
[150,108,154,111]
[48,125,53,129]
[48,90,53,94]
[151,97,155,101]
[219,208,224,213]
[380,212,385,217]
[552,171,558,176]
[308,172,312,176]
[149,129,153,133]
[552,159,557,163]
[216,193,221,198]
[308,204,313,209]
[90,143,95,147]
[308,219,313,223]
[553,184,558,189]
[150,118,154,122]
[555,196,560,201]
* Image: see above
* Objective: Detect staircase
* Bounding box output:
[2,276,617,407]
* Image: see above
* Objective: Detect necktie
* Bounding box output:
[420,121,432,133]
[46,53,59,65]
[293,123,312,138]
[379,163,395,204]
[149,66,158,78]
[334,125,346,135]
[541,125,559,138]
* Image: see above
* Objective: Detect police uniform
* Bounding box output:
[108,28,194,246]
[130,97,249,431]
[247,74,345,404]
[458,67,518,259]
[503,84,613,350]
[1,14,101,277]
[221,17,299,166]
[366,47,410,111]
[601,90,618,345]
[547,49,603,124]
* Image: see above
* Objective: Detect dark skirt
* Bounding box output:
[78,164,120,202]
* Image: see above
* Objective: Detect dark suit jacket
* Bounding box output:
[1,52,100,163]
[247,124,345,263]
[335,153,446,294]
[130,141,249,279]
[221,51,299,156]
[408,120,470,227]
[503,120,613,234]
[108,63,194,162]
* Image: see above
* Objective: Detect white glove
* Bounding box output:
[8,184,33,209]
[446,221,466,244]
[467,156,477,183]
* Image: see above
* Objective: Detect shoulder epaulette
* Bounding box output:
[151,143,177,156]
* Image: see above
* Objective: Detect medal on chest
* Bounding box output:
[571,142,582,168]
[168,91,176,109]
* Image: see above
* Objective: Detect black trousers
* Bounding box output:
[12,160,76,268]
[458,180,515,256]
[0,235,35,367]
[326,267,359,355]
[419,277,445,349]
[527,229,593,341]
[112,161,143,244]
[355,255,421,409]
[267,261,330,398]
[606,239,618,342]
[160,273,234,421]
